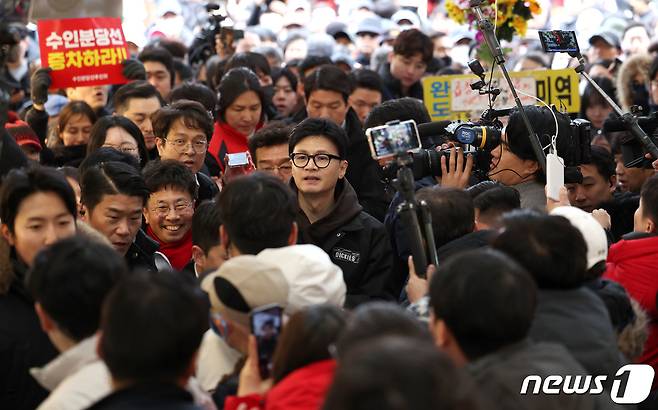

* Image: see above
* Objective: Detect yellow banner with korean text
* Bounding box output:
[422,69,581,122]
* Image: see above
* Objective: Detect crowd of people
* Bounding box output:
[3,0,658,409]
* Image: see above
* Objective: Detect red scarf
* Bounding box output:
[208,121,249,171]
[146,225,193,271]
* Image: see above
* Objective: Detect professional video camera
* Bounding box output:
[366,114,503,182]
[603,110,658,169]
[188,3,244,67]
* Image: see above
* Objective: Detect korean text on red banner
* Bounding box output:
[37,17,128,89]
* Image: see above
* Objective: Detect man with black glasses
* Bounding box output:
[152,100,219,202]
[289,118,394,307]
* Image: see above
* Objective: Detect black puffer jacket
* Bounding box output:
[0,236,57,410]
[343,108,389,222]
[293,178,395,308]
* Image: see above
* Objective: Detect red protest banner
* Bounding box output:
[37,17,129,89]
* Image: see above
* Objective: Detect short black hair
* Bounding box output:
[26,237,127,342]
[472,184,521,226]
[304,64,353,103]
[289,117,348,159]
[86,115,149,168]
[113,81,163,114]
[225,52,272,77]
[272,67,298,91]
[100,271,208,383]
[588,144,616,181]
[640,174,658,224]
[172,57,194,84]
[580,76,616,119]
[492,209,588,289]
[335,302,431,359]
[79,147,141,177]
[299,55,332,79]
[148,38,188,59]
[324,336,477,410]
[363,98,432,146]
[139,46,175,87]
[142,159,198,200]
[81,161,150,212]
[192,200,222,253]
[218,173,296,254]
[393,28,433,65]
[170,82,218,116]
[152,99,214,141]
[248,121,292,162]
[0,166,77,233]
[415,187,475,248]
[429,248,537,360]
[506,105,572,183]
[350,68,384,94]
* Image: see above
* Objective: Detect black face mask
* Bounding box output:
[439,56,452,68]
[632,82,650,114]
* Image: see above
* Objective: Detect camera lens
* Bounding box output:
[453,125,501,151]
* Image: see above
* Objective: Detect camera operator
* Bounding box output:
[489,105,566,211]
[364,98,474,300]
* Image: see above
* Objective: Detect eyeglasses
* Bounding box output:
[290,153,342,169]
[260,161,293,174]
[151,200,194,217]
[166,138,208,153]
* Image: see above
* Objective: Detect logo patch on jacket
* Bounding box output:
[332,248,360,264]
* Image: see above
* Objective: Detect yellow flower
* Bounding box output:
[445,0,467,24]
[512,15,528,37]
[527,0,542,14]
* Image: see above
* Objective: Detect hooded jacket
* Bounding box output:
[287,107,389,222]
[292,178,394,308]
[0,235,58,410]
[605,232,658,388]
[615,53,652,113]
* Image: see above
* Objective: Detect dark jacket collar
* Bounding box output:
[621,231,658,241]
[88,382,198,410]
[378,63,424,100]
[291,178,363,244]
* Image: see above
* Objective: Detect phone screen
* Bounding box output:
[366,120,421,160]
[250,304,283,379]
[538,30,580,53]
[227,152,249,167]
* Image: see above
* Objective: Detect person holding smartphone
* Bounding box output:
[201,256,289,408]
[224,305,346,410]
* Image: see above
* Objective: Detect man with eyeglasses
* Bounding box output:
[142,160,197,271]
[289,118,394,307]
[152,100,219,202]
[248,122,293,183]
